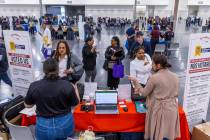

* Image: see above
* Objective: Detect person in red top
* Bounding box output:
[150,25,160,56]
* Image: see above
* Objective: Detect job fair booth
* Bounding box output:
[1,29,210,140]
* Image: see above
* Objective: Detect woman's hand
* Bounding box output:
[128,76,141,94]
[64,68,74,74]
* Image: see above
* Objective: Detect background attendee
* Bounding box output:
[84,21,91,40]
[41,23,52,59]
[24,58,80,140]
[129,54,180,140]
[0,44,12,87]
[130,47,152,87]
[126,23,135,55]
[161,27,174,53]
[15,23,24,31]
[150,25,160,56]
[53,40,83,84]
[82,37,97,82]
[105,36,125,89]
[130,31,146,59]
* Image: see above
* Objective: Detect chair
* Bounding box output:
[3,101,35,140]
[154,44,166,55]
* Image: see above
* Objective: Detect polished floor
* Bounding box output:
[1,20,210,119]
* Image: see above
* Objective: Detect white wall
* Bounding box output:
[188,0,210,5]
[85,5,134,19]
[177,0,189,18]
[0,5,45,18]
[42,0,134,5]
[197,6,210,24]
[0,0,39,4]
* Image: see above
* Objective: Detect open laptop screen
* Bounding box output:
[95,90,118,104]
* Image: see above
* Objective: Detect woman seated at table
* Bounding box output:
[53,40,84,84]
[129,54,180,140]
[130,47,152,87]
[24,58,80,140]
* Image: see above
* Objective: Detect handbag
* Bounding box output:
[112,62,124,78]
[103,60,108,71]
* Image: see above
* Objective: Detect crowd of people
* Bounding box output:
[0,14,182,140]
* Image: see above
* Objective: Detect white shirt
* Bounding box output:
[130,53,152,85]
[43,27,52,48]
[59,55,68,78]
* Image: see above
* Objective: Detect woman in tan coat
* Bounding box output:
[129,54,180,140]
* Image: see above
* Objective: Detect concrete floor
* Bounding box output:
[1,20,210,120]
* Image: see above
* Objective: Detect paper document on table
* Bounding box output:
[83,82,97,100]
[118,84,131,100]
[20,105,36,116]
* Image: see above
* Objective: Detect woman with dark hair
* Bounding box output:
[129,54,180,140]
[82,37,97,82]
[104,36,125,89]
[53,40,83,83]
[25,58,80,140]
[130,47,152,87]
[150,25,160,56]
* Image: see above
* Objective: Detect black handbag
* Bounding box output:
[103,60,108,71]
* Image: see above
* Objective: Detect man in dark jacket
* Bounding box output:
[130,31,151,59]
[82,37,97,82]
[84,22,91,40]
[0,44,12,87]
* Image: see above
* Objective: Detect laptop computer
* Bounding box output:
[95,90,119,114]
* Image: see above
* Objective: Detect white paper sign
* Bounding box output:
[183,33,210,130]
[83,82,97,100]
[3,30,34,97]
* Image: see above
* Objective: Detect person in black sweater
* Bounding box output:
[25,58,80,140]
[82,37,97,82]
[105,36,125,89]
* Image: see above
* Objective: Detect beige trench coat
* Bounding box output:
[138,69,180,140]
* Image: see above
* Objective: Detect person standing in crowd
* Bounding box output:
[130,47,152,87]
[57,25,64,40]
[15,23,24,31]
[126,23,135,55]
[84,21,91,40]
[130,31,147,59]
[0,44,12,87]
[161,27,174,55]
[53,40,83,84]
[41,23,52,59]
[82,37,97,82]
[150,25,160,56]
[105,36,125,89]
[24,58,80,140]
[129,54,180,140]
[29,20,35,35]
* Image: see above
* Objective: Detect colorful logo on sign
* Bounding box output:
[194,45,202,57]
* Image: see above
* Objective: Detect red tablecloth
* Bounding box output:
[21,102,190,140]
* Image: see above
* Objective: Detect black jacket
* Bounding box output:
[105,46,125,63]
[82,45,97,70]
[0,46,9,73]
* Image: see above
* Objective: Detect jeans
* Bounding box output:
[0,72,12,87]
[36,112,74,140]
[85,68,97,82]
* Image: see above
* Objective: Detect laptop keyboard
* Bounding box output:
[96,105,117,110]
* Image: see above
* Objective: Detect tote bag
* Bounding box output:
[112,62,124,78]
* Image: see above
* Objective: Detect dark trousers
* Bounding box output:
[107,68,120,90]
[127,38,135,55]
[0,72,12,87]
[85,68,97,82]
[151,38,159,56]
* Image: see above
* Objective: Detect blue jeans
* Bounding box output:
[35,113,74,140]
[0,72,12,87]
